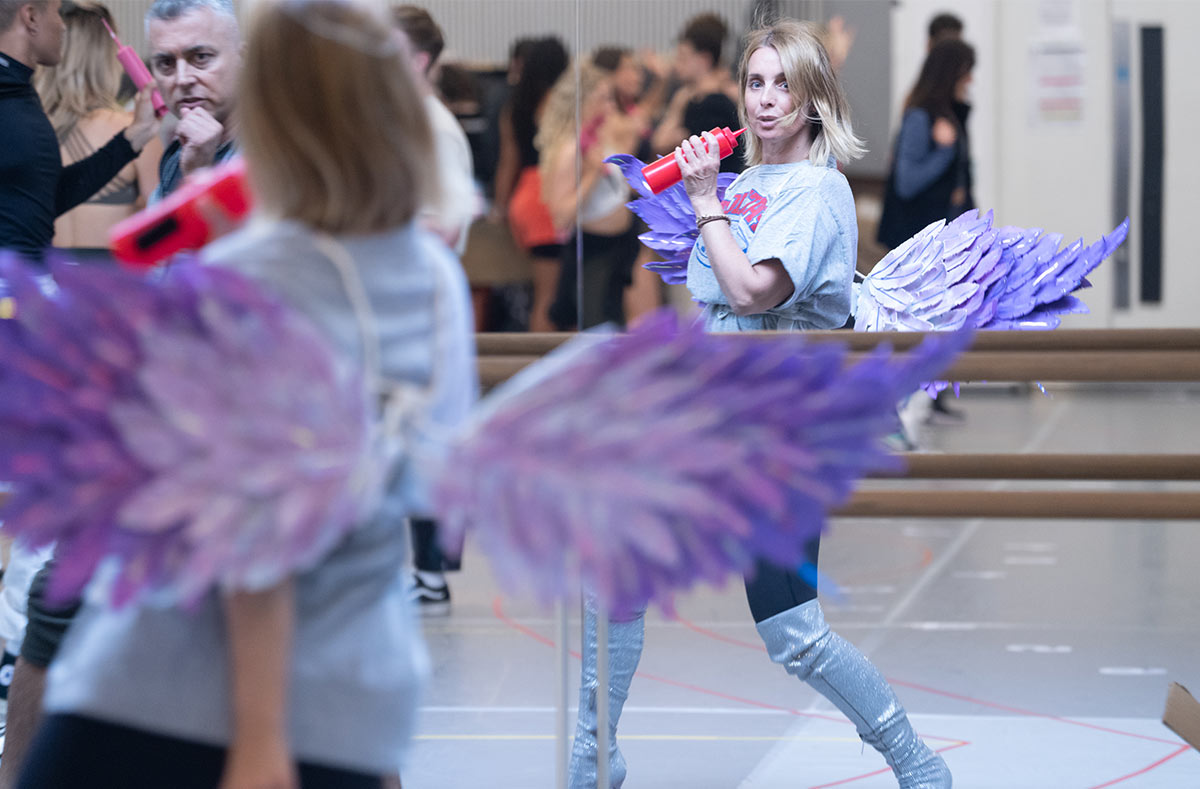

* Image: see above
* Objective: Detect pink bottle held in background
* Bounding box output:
[102,18,168,118]
[642,127,745,194]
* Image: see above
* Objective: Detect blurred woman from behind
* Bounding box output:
[34,1,161,261]
[18,1,475,786]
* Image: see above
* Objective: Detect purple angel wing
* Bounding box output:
[856,209,1129,334]
[434,310,969,614]
[605,154,738,285]
[0,254,371,607]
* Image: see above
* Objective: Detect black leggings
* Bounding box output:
[19,714,383,789]
[548,225,641,330]
[410,517,459,572]
[743,536,821,623]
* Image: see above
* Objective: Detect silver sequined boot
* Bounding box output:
[567,600,645,789]
[756,599,952,788]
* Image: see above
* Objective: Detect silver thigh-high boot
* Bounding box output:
[756,599,952,788]
[567,599,645,789]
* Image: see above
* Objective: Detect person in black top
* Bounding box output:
[651,13,744,175]
[0,0,157,261]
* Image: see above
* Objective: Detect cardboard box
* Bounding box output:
[1163,682,1200,752]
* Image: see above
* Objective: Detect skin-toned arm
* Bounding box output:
[542,140,605,233]
[679,132,794,316]
[219,582,299,789]
[133,134,165,209]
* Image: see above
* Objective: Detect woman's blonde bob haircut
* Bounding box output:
[736,20,865,167]
[240,0,434,235]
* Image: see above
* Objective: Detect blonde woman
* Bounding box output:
[19,1,474,787]
[537,62,640,329]
[572,21,952,788]
[34,1,161,259]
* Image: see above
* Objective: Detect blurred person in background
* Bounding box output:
[651,12,743,175]
[539,63,638,330]
[592,44,666,324]
[0,0,157,262]
[34,1,162,261]
[878,38,975,267]
[0,0,157,781]
[393,4,476,255]
[927,11,963,49]
[492,35,568,332]
[392,4,475,609]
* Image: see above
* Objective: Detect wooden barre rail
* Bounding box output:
[475,327,1200,356]
[838,491,1200,519]
[889,453,1200,480]
[478,349,1200,387]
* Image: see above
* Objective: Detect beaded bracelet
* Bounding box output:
[696,214,731,229]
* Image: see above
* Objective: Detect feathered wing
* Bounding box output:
[1,253,970,616]
[855,209,1130,333]
[434,311,969,614]
[605,154,738,285]
[0,254,372,607]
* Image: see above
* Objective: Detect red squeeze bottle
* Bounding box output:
[642,127,745,194]
[102,18,168,118]
[109,157,251,267]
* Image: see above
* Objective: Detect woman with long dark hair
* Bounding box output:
[569,21,952,789]
[492,36,569,331]
[33,1,162,259]
[877,38,976,249]
[18,2,475,786]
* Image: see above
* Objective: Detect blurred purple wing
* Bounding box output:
[433,310,969,614]
[0,254,371,607]
[856,210,1129,334]
[606,154,738,286]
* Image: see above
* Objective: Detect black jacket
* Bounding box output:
[1,49,136,260]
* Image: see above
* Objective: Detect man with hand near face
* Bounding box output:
[145,0,241,201]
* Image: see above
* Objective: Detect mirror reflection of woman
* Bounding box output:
[18,2,475,788]
[538,63,640,330]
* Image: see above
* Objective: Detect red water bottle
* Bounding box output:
[109,158,251,267]
[102,18,168,118]
[642,127,745,194]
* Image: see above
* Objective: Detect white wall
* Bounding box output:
[1109,0,1200,328]
[891,0,1198,328]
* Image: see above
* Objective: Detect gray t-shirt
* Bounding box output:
[687,158,857,332]
[45,219,477,774]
